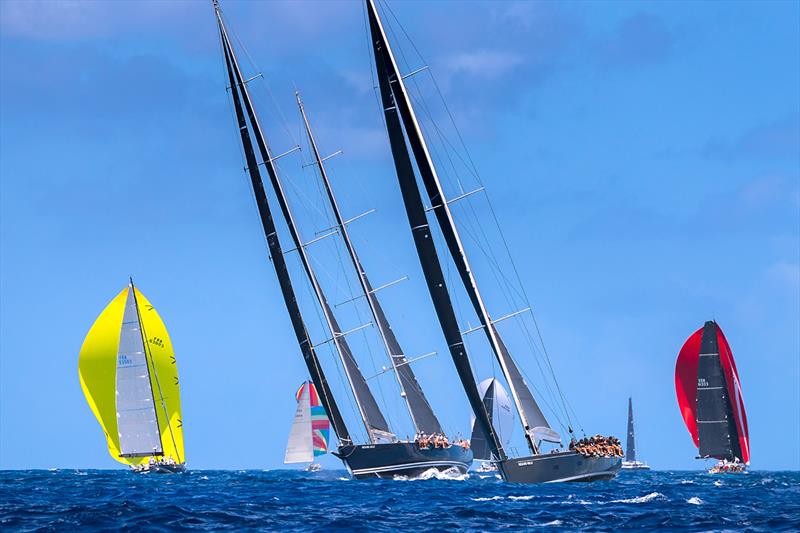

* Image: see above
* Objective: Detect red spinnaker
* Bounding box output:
[674,322,750,464]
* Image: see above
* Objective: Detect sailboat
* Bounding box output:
[285,381,330,472]
[676,320,749,474]
[621,397,650,470]
[364,0,620,483]
[213,0,471,479]
[78,280,186,474]
[470,378,514,473]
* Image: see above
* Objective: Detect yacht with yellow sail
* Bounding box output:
[78,279,185,473]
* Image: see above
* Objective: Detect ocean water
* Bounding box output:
[1,469,798,531]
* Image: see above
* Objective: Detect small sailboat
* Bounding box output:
[675,321,750,474]
[78,280,185,473]
[470,378,514,473]
[285,381,330,472]
[621,397,650,470]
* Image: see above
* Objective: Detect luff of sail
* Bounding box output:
[470,378,515,460]
[220,21,392,442]
[365,0,556,455]
[296,94,442,436]
[78,286,185,466]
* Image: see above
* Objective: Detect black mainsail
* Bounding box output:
[296,94,442,436]
[365,0,556,456]
[696,322,742,461]
[213,4,352,443]
[366,0,505,461]
[626,397,636,462]
[216,7,394,444]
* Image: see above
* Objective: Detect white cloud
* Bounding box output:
[444,49,524,81]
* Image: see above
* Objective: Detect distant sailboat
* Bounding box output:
[285,381,330,472]
[675,321,750,474]
[470,378,514,472]
[78,280,185,473]
[621,397,650,470]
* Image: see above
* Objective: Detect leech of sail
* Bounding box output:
[217,10,392,443]
[366,0,556,455]
[214,3,351,443]
[297,92,443,436]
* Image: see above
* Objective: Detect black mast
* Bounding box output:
[214,4,350,443]
[366,1,505,460]
[696,321,741,461]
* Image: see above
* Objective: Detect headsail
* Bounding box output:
[78,285,185,466]
[470,378,515,460]
[675,321,750,463]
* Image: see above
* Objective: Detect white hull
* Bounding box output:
[621,461,650,470]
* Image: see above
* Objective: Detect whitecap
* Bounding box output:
[337,477,350,481]
[679,480,694,485]
[471,496,503,502]
[394,467,469,481]
[508,495,536,501]
[199,475,209,480]
[686,497,703,505]
[610,492,665,504]
[536,520,563,527]
[713,480,723,487]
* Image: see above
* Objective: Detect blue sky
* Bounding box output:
[1,0,797,471]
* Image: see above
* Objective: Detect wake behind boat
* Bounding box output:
[675,321,750,474]
[78,280,186,474]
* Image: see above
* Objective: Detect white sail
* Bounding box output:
[470,378,515,460]
[115,287,162,457]
[284,384,313,463]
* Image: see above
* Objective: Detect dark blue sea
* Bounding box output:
[1,469,798,531]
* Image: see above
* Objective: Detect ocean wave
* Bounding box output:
[508,495,536,501]
[536,520,563,527]
[713,480,723,487]
[471,496,503,502]
[679,480,694,484]
[686,497,703,505]
[610,492,666,504]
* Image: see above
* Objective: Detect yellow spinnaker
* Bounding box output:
[78,286,185,466]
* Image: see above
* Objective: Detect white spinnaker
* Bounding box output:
[115,287,163,457]
[471,378,515,459]
[284,384,313,463]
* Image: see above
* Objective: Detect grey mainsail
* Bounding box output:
[115,287,163,457]
[296,94,442,436]
[626,397,636,462]
[696,322,740,461]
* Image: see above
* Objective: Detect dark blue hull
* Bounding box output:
[335,442,473,479]
[499,451,621,483]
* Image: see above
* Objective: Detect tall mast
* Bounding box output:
[296,92,442,436]
[215,3,392,444]
[213,2,351,443]
[366,0,554,455]
[366,2,505,459]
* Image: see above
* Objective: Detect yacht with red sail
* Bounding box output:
[675,321,750,473]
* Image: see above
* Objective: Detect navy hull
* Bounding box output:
[499,451,621,483]
[335,442,473,479]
